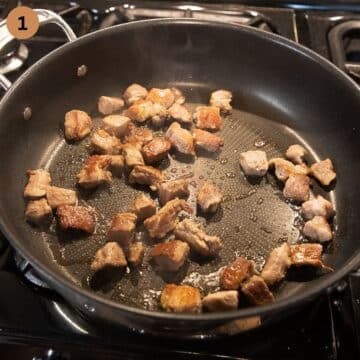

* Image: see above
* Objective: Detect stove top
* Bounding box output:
[0,1,359,359]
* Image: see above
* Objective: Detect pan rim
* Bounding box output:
[1,18,360,323]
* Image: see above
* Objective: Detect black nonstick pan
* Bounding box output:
[0,12,359,336]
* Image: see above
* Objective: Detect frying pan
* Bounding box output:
[0,9,359,337]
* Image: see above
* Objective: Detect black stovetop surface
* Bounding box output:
[0,1,360,359]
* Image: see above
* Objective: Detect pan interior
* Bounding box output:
[28,86,336,311]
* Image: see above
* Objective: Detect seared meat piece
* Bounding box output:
[142,136,171,164]
[129,165,165,191]
[239,150,268,177]
[283,174,311,203]
[192,128,224,152]
[91,129,122,155]
[303,216,333,243]
[158,179,190,205]
[109,212,137,249]
[101,115,131,137]
[122,143,145,168]
[160,284,201,313]
[220,257,255,290]
[209,89,233,113]
[301,195,335,220]
[146,88,175,108]
[25,198,52,225]
[171,87,185,105]
[168,103,191,124]
[64,110,92,141]
[144,199,192,239]
[128,242,145,266]
[150,240,190,271]
[98,96,124,115]
[269,158,309,182]
[261,243,291,286]
[108,155,124,177]
[197,180,223,213]
[286,144,307,165]
[77,155,112,189]
[166,122,195,155]
[46,186,77,209]
[56,205,95,234]
[91,242,127,271]
[202,290,238,312]
[241,275,275,305]
[150,102,168,128]
[123,83,148,105]
[125,100,155,123]
[128,193,156,221]
[174,219,223,257]
[24,169,51,199]
[310,159,336,186]
[290,243,328,269]
[193,106,222,131]
[124,123,153,148]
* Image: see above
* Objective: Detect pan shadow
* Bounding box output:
[76,183,111,201]
[170,150,195,164]
[195,147,221,160]
[285,267,321,282]
[200,206,224,224]
[89,266,126,292]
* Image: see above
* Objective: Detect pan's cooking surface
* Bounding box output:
[26,90,335,311]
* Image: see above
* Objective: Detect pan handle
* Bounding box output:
[0,8,77,91]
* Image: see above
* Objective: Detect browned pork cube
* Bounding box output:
[239,151,268,177]
[91,242,127,271]
[171,87,185,105]
[122,143,145,168]
[144,198,192,239]
[98,96,124,115]
[301,195,335,220]
[290,243,326,268]
[241,275,275,305]
[109,212,137,248]
[77,155,112,189]
[123,123,153,148]
[193,106,222,131]
[202,290,238,312]
[285,144,307,165]
[283,174,310,203]
[46,186,77,209]
[129,165,165,191]
[174,219,223,257]
[150,102,168,128]
[146,88,175,108]
[150,240,190,271]
[108,155,124,177]
[24,169,51,199]
[101,115,131,137]
[25,198,53,226]
[303,216,333,243]
[125,100,154,123]
[269,158,309,183]
[168,103,192,124]
[64,110,92,141]
[160,284,201,313]
[128,242,145,266]
[142,137,171,164]
[197,180,223,213]
[310,159,336,186]
[91,129,122,155]
[128,193,156,221]
[220,257,255,290]
[166,122,195,156]
[158,179,190,205]
[56,205,95,234]
[261,243,291,286]
[123,83,148,105]
[192,128,224,152]
[209,89,233,113]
